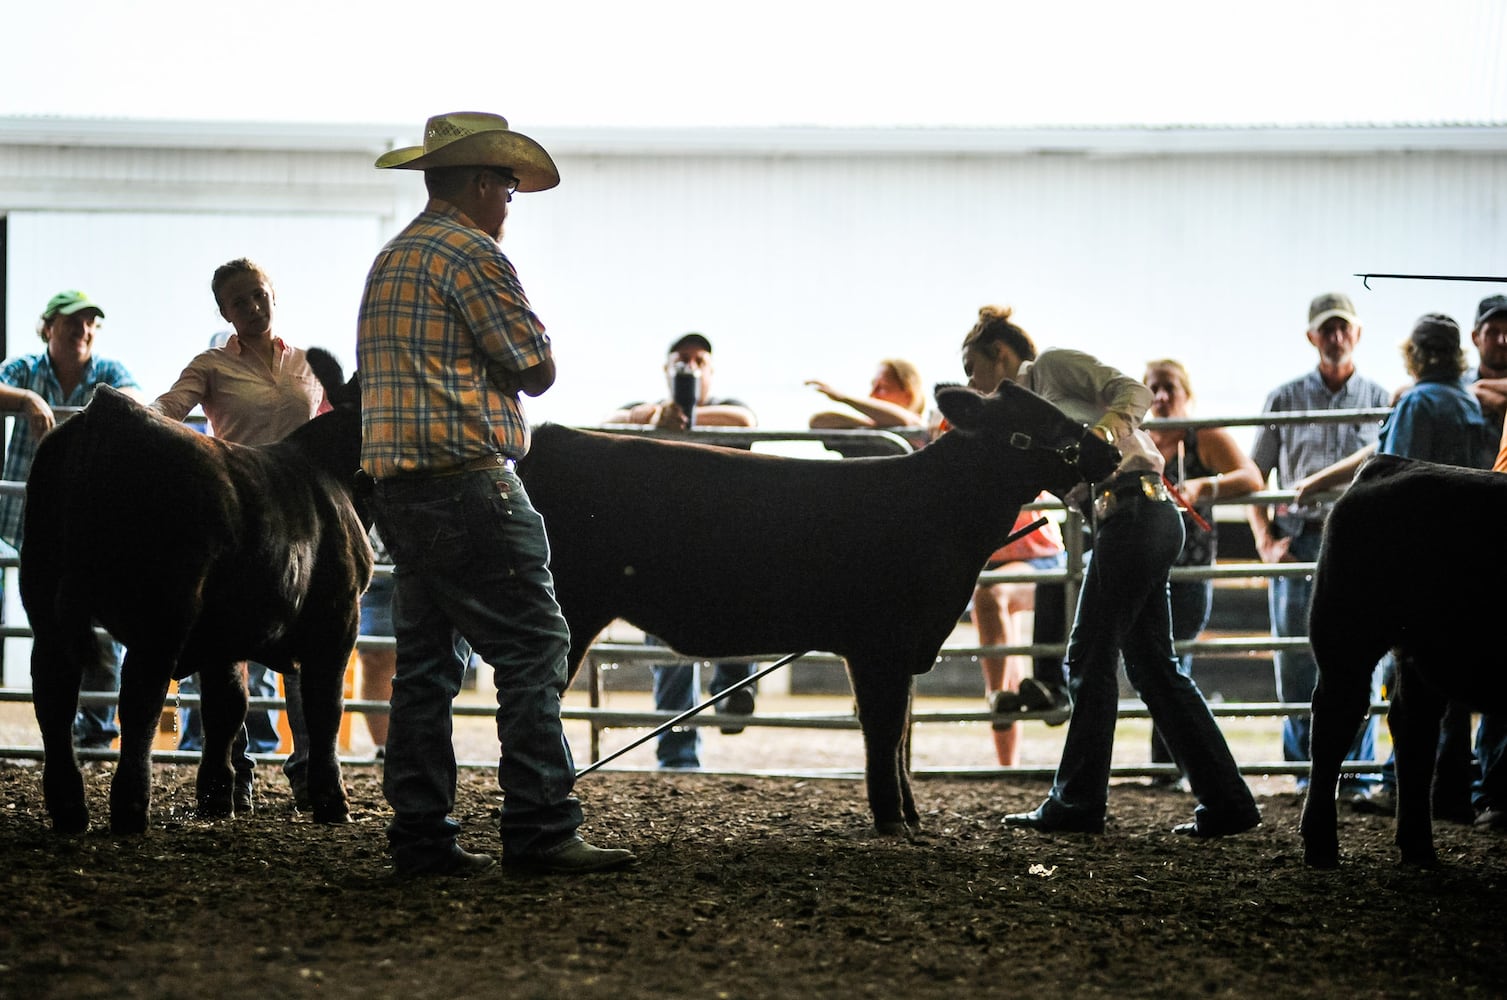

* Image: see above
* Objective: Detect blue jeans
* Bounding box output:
[71,631,125,747]
[1270,526,1379,787]
[1043,493,1255,825]
[1369,673,1506,816]
[651,655,755,768]
[1478,713,1507,812]
[372,466,582,864]
[177,662,282,755]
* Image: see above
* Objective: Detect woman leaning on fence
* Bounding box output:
[1142,358,1263,786]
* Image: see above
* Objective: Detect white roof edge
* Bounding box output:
[534,123,1507,156]
[0,116,411,154]
[1,116,1505,156]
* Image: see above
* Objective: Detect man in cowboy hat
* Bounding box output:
[357,112,634,876]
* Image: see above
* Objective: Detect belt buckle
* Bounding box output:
[1140,474,1169,502]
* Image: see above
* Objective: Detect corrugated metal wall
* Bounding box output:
[514,144,1507,434]
[3,124,1505,435]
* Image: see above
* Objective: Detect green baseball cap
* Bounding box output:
[41,290,105,321]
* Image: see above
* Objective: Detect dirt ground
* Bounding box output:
[2,696,1506,1000]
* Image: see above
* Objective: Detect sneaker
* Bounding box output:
[1475,807,1507,831]
[988,690,1023,715]
[715,687,756,735]
[71,732,117,751]
[1017,678,1072,726]
[505,836,637,874]
[396,844,496,878]
[988,690,1025,731]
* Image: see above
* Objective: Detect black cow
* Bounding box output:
[21,350,372,835]
[1300,453,1507,867]
[518,382,1120,834]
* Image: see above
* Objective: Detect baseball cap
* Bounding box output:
[1408,312,1460,352]
[41,290,105,321]
[1474,294,1507,329]
[1307,292,1359,332]
[669,332,712,354]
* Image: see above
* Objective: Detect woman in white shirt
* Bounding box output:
[961,305,1259,838]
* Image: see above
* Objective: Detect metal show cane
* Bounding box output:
[575,650,810,777]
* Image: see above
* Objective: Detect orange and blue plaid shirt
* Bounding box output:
[357,201,551,478]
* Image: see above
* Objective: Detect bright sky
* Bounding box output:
[3,0,1504,128]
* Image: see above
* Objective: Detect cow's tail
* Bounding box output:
[1307,493,1391,676]
[21,415,106,684]
[59,411,114,672]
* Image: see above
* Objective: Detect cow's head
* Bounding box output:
[934,381,1121,499]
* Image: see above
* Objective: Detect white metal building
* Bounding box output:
[2,116,1505,435]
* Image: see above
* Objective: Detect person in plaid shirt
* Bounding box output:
[1249,292,1393,797]
[0,290,143,747]
[358,112,634,878]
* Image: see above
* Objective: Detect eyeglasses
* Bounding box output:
[481,168,519,195]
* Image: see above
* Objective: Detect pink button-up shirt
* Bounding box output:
[152,334,328,446]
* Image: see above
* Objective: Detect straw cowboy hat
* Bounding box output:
[376,111,560,192]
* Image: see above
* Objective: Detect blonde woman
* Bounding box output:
[806,358,927,429]
[1143,358,1262,785]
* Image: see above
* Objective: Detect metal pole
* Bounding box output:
[575,650,809,777]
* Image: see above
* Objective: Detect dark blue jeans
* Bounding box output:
[1270,526,1379,788]
[71,632,124,747]
[1044,493,1255,826]
[372,466,582,864]
[651,657,755,768]
[1150,577,1213,765]
[1372,654,1503,816]
[1478,713,1507,812]
[177,662,282,755]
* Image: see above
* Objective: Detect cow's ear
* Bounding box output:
[306,348,347,401]
[935,383,986,430]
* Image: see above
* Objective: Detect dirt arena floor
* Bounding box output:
[2,691,1506,1000]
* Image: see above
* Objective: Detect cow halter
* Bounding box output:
[1007,424,1099,478]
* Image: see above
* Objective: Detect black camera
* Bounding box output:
[671,361,700,426]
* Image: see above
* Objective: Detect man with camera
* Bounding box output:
[604,333,757,767]
[606,332,756,430]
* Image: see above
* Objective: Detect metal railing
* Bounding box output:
[0,409,1393,778]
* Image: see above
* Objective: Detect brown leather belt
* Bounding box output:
[382,454,515,481]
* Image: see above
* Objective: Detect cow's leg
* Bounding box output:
[848,658,916,836]
[1300,666,1373,868]
[108,652,171,834]
[557,607,612,687]
[897,688,918,829]
[30,630,90,834]
[193,662,248,819]
[1431,700,1476,824]
[1389,664,1447,868]
[297,656,351,824]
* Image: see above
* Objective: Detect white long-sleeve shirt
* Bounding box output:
[1014,347,1163,491]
